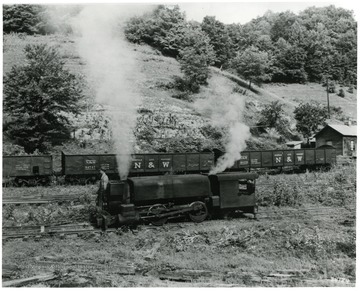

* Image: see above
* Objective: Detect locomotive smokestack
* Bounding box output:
[72,4,152,179]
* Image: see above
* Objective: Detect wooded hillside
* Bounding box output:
[2,4,357,155]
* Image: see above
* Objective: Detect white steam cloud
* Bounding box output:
[194,76,251,174]
[72,4,152,179]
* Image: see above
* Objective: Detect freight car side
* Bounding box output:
[231,148,336,171]
[61,152,118,184]
[2,155,53,186]
[61,151,215,183]
[129,152,214,174]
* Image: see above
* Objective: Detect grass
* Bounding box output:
[3,210,354,286]
[263,82,357,120]
[257,163,356,207]
[2,164,356,287]
[2,185,97,226]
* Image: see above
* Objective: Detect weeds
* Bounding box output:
[285,226,347,261]
[257,164,356,207]
[257,179,303,207]
[3,204,16,220]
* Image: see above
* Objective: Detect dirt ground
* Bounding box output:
[2,204,355,287]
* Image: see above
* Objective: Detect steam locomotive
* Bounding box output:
[96,172,259,228]
[2,148,336,186]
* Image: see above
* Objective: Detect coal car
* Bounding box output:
[2,155,53,186]
[223,148,337,171]
[61,151,214,183]
[96,172,259,228]
[2,148,337,186]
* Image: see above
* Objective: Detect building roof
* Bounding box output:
[315,124,357,137]
[286,141,302,146]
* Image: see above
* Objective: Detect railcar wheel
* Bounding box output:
[189,201,208,223]
[148,204,167,226]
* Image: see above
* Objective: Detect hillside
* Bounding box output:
[3,33,357,155]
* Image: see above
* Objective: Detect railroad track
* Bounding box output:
[3,206,355,240]
[2,223,98,239]
[2,195,96,205]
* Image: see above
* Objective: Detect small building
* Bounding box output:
[286,141,302,149]
[315,124,357,156]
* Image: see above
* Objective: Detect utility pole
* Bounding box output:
[326,75,330,118]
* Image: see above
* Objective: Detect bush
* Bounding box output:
[258,101,286,129]
[200,124,223,140]
[328,81,336,93]
[172,92,192,101]
[257,180,303,207]
[338,88,345,97]
[173,76,192,92]
[137,127,155,143]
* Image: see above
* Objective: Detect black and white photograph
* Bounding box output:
[1,0,357,287]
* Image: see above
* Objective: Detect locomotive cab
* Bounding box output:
[208,172,259,216]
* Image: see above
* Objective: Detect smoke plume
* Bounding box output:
[72,4,151,179]
[194,75,251,174]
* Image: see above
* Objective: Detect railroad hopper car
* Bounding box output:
[2,155,53,186]
[2,148,337,186]
[97,172,259,227]
[228,148,337,171]
[62,151,214,184]
[63,148,336,183]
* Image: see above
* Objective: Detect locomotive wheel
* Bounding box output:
[189,201,208,223]
[148,204,167,226]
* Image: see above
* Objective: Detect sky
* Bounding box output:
[178,1,358,24]
[4,0,359,25]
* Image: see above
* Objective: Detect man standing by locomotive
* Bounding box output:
[97,167,109,208]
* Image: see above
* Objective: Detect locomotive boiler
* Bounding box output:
[96,172,259,228]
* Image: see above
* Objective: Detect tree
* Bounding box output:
[124,5,186,57]
[272,45,308,83]
[299,6,357,83]
[231,46,271,89]
[201,16,233,67]
[177,25,216,92]
[270,11,297,42]
[293,103,328,142]
[3,4,45,34]
[258,101,291,138]
[3,44,83,153]
[259,101,285,128]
